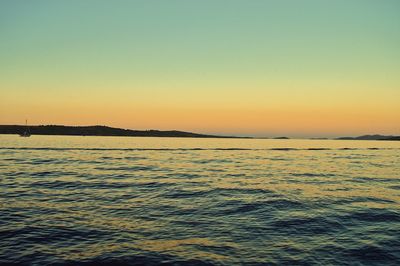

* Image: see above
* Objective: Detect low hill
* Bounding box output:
[0,125,239,139]
[336,135,400,141]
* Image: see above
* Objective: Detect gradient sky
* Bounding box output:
[1,0,399,137]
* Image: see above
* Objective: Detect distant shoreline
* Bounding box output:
[0,125,399,141]
[0,125,249,139]
[334,135,400,141]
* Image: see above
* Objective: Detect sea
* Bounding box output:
[1,135,399,265]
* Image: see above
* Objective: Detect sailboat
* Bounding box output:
[19,119,31,137]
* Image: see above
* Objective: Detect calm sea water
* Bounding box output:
[1,135,400,265]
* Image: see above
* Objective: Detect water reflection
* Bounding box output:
[0,135,399,265]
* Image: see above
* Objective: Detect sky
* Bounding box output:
[0,0,399,137]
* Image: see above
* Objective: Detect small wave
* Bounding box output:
[332,155,368,159]
[270,148,298,151]
[368,162,389,167]
[342,209,400,223]
[265,198,305,209]
[349,177,398,183]
[193,159,233,164]
[272,215,344,234]
[218,202,266,215]
[31,180,80,189]
[98,156,146,161]
[32,170,77,177]
[269,157,291,161]
[29,179,158,190]
[169,173,203,179]
[69,254,215,266]
[333,197,396,205]
[342,244,398,262]
[164,189,216,199]
[217,187,275,195]
[31,171,58,177]
[94,165,157,171]
[290,172,334,178]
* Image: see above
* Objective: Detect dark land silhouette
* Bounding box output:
[0,125,398,140]
[0,125,242,139]
[336,135,400,141]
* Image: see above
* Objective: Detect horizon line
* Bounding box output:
[0,123,399,139]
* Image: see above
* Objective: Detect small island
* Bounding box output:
[273,136,290,139]
[0,125,244,139]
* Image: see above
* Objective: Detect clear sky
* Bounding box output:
[1,0,399,137]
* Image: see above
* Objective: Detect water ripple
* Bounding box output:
[1,137,399,265]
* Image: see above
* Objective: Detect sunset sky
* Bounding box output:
[1,0,399,137]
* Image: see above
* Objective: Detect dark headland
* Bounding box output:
[335,135,400,141]
[0,125,244,139]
